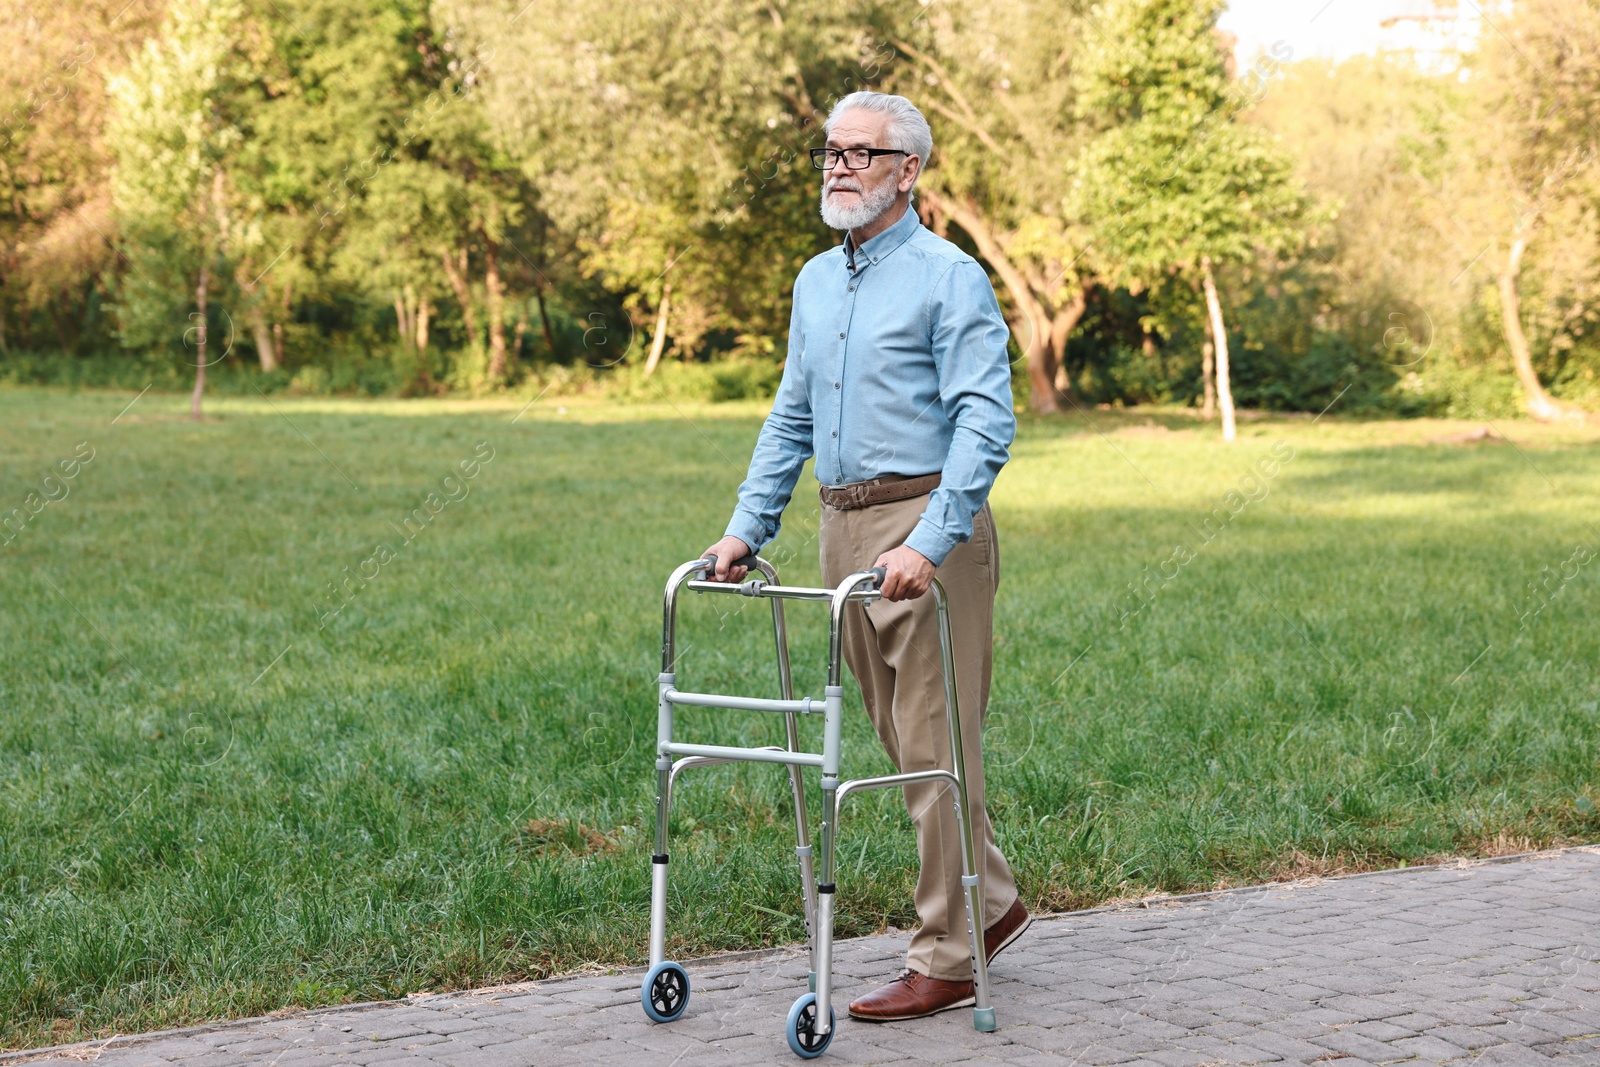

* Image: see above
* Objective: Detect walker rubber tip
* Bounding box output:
[973,1005,997,1032]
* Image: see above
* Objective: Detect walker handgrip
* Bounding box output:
[695,553,760,576]
[867,566,887,588]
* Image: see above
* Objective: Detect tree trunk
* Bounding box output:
[48,295,75,355]
[394,288,415,350]
[275,281,291,364]
[1005,309,1056,409]
[1499,234,1586,423]
[513,316,527,362]
[440,246,477,346]
[1200,336,1216,421]
[1201,255,1236,442]
[531,270,557,357]
[250,303,278,372]
[1049,287,1090,394]
[484,237,506,384]
[413,294,435,393]
[921,187,1059,413]
[191,263,209,421]
[916,195,950,238]
[644,280,672,377]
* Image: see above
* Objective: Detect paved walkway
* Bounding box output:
[13,849,1600,1066]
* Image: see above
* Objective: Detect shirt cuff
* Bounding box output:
[903,521,956,569]
[723,512,769,556]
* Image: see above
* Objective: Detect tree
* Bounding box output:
[333,161,464,391]
[0,0,164,356]
[1474,0,1600,423]
[256,0,486,380]
[882,0,1094,414]
[1068,0,1311,439]
[1246,56,1463,390]
[106,0,248,419]
[449,0,904,371]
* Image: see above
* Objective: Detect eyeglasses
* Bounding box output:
[810,147,909,171]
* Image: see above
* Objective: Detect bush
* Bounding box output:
[444,343,491,395]
[1407,358,1523,419]
[288,365,331,395]
[0,351,182,391]
[708,358,783,401]
[513,358,784,405]
[1230,330,1422,417]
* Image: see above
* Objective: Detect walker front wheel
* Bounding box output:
[641,961,690,1023]
[785,992,835,1058]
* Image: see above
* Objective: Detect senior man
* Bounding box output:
[702,90,1030,1022]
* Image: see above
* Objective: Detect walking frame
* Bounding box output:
[639,553,997,1059]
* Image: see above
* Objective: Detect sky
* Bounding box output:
[1216,0,1481,67]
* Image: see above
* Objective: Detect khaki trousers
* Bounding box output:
[818,492,1019,982]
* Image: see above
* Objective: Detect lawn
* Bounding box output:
[1,386,1597,1049]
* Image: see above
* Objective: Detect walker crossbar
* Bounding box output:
[642,553,999,1057]
[659,742,825,768]
[685,578,885,603]
[665,689,823,714]
[666,747,786,797]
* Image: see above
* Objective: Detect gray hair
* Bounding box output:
[823,91,933,186]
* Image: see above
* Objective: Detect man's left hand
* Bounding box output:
[873,544,935,602]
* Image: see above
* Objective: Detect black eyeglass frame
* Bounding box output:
[809,147,910,171]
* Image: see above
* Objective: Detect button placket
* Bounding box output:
[834,262,855,476]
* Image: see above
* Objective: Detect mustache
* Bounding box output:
[825,177,863,193]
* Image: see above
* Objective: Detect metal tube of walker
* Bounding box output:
[649,558,706,970]
[932,579,995,1029]
[811,574,864,1037]
[765,571,821,985]
[814,782,837,1037]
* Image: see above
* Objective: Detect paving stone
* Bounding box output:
[1352,1019,1422,1042]
[1235,1029,1344,1062]
[1310,1027,1414,1061]
[9,849,1600,1066]
[1140,1048,1223,1067]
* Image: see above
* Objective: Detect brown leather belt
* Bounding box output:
[819,472,941,510]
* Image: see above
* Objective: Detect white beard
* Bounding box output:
[819,173,900,231]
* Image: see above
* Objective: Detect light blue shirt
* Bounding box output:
[725,200,1016,567]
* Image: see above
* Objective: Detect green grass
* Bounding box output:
[2,386,1597,1049]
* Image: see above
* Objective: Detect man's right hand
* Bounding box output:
[702,535,754,583]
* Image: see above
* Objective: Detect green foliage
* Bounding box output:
[104,0,247,355]
[3,0,1598,414]
[708,358,785,402]
[1069,0,1313,286]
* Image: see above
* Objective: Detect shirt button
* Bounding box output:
[834,381,840,389]
[847,285,854,292]
[838,332,845,339]
[831,431,838,438]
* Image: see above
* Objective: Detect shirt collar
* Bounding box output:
[843,198,921,272]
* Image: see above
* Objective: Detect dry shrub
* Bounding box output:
[1465,831,1546,857]
[1268,849,1360,882]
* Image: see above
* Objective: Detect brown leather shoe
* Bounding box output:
[847,969,975,1021]
[983,896,1032,965]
